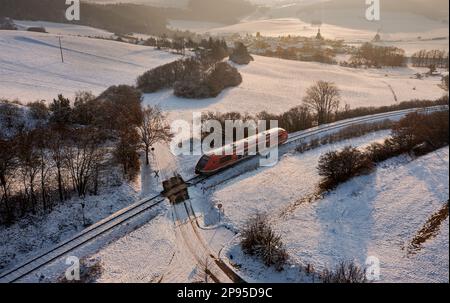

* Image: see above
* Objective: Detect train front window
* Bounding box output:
[197,156,210,169]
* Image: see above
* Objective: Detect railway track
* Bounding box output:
[0,105,446,283]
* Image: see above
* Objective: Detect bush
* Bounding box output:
[0,100,25,138]
[230,42,254,65]
[296,120,394,154]
[366,139,402,163]
[321,261,367,283]
[174,62,242,99]
[27,27,47,33]
[335,97,448,122]
[241,214,288,271]
[0,17,17,30]
[27,101,49,122]
[319,110,449,192]
[391,111,449,152]
[318,146,373,190]
[96,85,143,131]
[173,79,211,99]
[206,62,242,96]
[137,58,201,93]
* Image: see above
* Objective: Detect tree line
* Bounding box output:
[345,43,406,68]
[0,87,171,225]
[199,81,448,145]
[411,49,449,69]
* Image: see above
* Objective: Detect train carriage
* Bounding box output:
[195,128,288,175]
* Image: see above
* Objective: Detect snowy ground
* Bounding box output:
[279,148,449,283]
[0,181,140,273]
[13,20,114,38]
[208,130,449,283]
[144,55,445,123]
[91,131,390,282]
[0,30,179,101]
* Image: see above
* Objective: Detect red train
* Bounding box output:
[195,128,288,175]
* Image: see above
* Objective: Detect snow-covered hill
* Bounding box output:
[212,132,449,282]
[0,30,179,101]
[13,20,115,38]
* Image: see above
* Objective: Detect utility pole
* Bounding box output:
[59,36,64,63]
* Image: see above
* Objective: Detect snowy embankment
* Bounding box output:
[0,182,139,273]
[278,147,449,283]
[211,129,448,282]
[0,30,179,101]
[144,55,445,123]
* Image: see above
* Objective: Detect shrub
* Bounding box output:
[334,97,448,122]
[136,58,202,93]
[318,146,373,190]
[173,79,211,99]
[96,85,143,131]
[296,120,394,154]
[27,26,47,33]
[206,62,242,96]
[321,261,367,283]
[391,111,449,153]
[0,100,25,139]
[49,94,72,126]
[366,139,402,163]
[27,101,49,122]
[174,62,242,99]
[241,214,288,271]
[230,42,254,65]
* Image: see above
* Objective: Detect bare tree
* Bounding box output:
[303,81,341,125]
[138,106,172,165]
[48,126,68,203]
[114,129,141,180]
[0,139,16,222]
[16,131,41,214]
[63,128,107,198]
[35,128,52,211]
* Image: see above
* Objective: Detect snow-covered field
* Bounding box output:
[13,20,114,38]
[1,24,445,108]
[144,55,445,123]
[0,30,179,101]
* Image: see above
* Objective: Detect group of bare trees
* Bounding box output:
[348,43,406,68]
[0,86,172,225]
[0,123,109,224]
[411,49,449,69]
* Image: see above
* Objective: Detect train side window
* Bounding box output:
[220,155,233,164]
